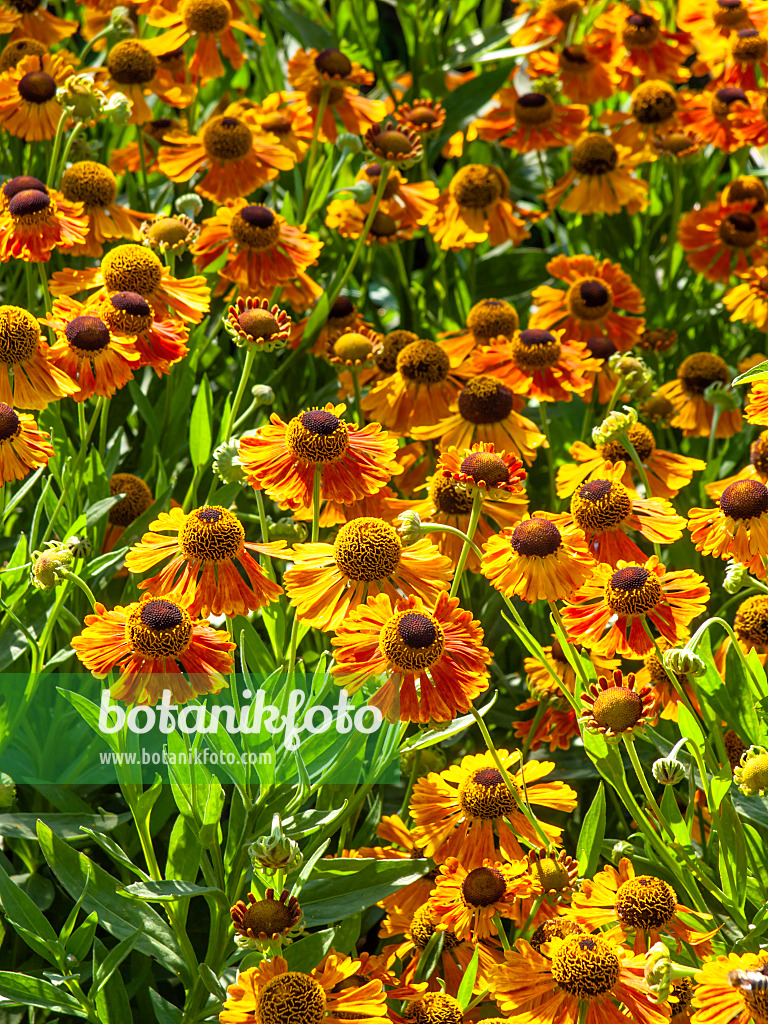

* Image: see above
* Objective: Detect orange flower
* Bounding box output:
[98,39,194,125]
[473,84,590,153]
[677,0,768,63]
[0,402,54,483]
[0,184,88,263]
[0,0,76,46]
[677,85,752,151]
[393,97,446,136]
[88,290,189,376]
[59,160,143,259]
[656,352,742,437]
[108,117,187,176]
[327,162,440,234]
[286,47,386,141]
[692,951,768,1024]
[325,201,415,245]
[429,164,531,250]
[688,478,768,579]
[724,263,768,327]
[678,198,768,282]
[230,91,314,161]
[0,304,78,410]
[429,856,533,940]
[590,4,694,86]
[0,52,73,141]
[545,133,649,215]
[528,42,621,104]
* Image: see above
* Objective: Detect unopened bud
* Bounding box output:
[57,75,106,122]
[248,814,303,873]
[335,132,363,153]
[724,560,749,594]
[652,757,687,785]
[30,542,73,590]
[400,746,446,776]
[109,5,136,37]
[251,384,275,407]
[103,92,132,126]
[608,353,654,401]
[66,535,92,559]
[645,942,672,1002]
[663,646,707,677]
[397,510,423,545]
[176,193,204,219]
[213,440,247,485]
[704,381,741,411]
[591,406,638,446]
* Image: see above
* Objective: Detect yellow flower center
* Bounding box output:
[461,866,507,907]
[509,518,562,558]
[466,298,519,340]
[720,479,768,520]
[429,475,474,515]
[723,175,768,211]
[256,972,326,1024]
[530,918,583,953]
[17,69,56,104]
[126,598,193,659]
[148,216,193,246]
[460,451,510,487]
[236,897,294,937]
[734,593,768,647]
[622,11,660,47]
[570,135,618,176]
[182,0,231,33]
[333,517,401,582]
[510,328,562,371]
[108,473,154,526]
[60,161,117,208]
[0,403,20,442]
[410,904,461,950]
[738,752,768,793]
[376,330,419,373]
[565,278,614,320]
[457,376,515,424]
[458,766,518,819]
[712,86,748,116]
[202,116,253,161]
[333,331,372,362]
[571,478,632,532]
[731,27,768,61]
[403,993,463,1024]
[449,164,503,208]
[314,47,352,77]
[551,935,620,997]
[230,205,281,249]
[7,188,50,220]
[531,856,571,892]
[606,565,663,616]
[397,339,450,385]
[102,245,163,296]
[0,38,46,73]
[599,423,655,465]
[179,505,244,562]
[677,352,729,395]
[104,291,153,335]
[713,0,749,29]
[514,92,555,126]
[379,609,445,672]
[592,686,644,732]
[630,79,677,124]
[285,409,350,464]
[0,305,40,364]
[107,40,158,85]
[614,876,677,930]
[65,315,111,355]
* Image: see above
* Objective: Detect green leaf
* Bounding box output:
[282,928,336,972]
[414,927,444,983]
[298,859,427,926]
[0,812,129,841]
[457,946,480,1010]
[717,797,748,911]
[0,972,86,1015]
[93,939,134,1024]
[0,861,61,965]
[121,880,227,903]
[576,783,606,878]
[149,989,183,1024]
[189,375,213,469]
[93,926,143,995]
[733,358,768,385]
[84,495,124,530]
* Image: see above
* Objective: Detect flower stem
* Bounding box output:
[311,464,321,544]
[350,367,364,427]
[223,344,257,444]
[492,913,511,951]
[36,261,52,314]
[623,733,675,843]
[136,121,151,211]
[61,569,97,610]
[502,597,581,715]
[449,491,482,598]
[46,110,69,187]
[254,489,276,582]
[299,87,331,223]
[421,521,483,561]
[538,403,556,509]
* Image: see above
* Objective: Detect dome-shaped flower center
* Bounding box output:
[720,479,768,520]
[592,686,644,732]
[17,69,56,104]
[571,478,632,532]
[630,79,677,124]
[285,409,350,464]
[712,86,748,116]
[450,164,503,208]
[466,298,519,340]
[0,38,46,73]
[0,403,20,441]
[532,856,571,892]
[376,330,418,373]
[148,216,192,246]
[314,47,352,77]
[677,352,729,395]
[102,245,163,296]
[460,451,510,487]
[108,472,153,526]
[403,994,463,1024]
[7,188,49,218]
[105,291,153,334]
[370,210,398,237]
[731,26,768,61]
[622,11,660,46]
[570,135,618,176]
[511,328,562,371]
[714,0,748,29]
[551,935,621,997]
[0,305,40,364]
[257,972,326,1024]
[126,599,193,659]
[734,593,768,647]
[2,175,46,202]
[397,339,450,384]
[510,518,562,557]
[327,295,356,325]
[606,566,663,616]
[461,866,506,907]
[429,475,474,515]
[584,335,617,361]
[719,211,759,248]
[724,175,768,211]
[458,766,518,819]
[230,205,280,249]
[379,610,445,672]
[236,308,279,341]
[566,278,614,321]
[333,517,401,582]
[107,40,157,84]
[530,918,583,953]
[65,315,111,354]
[333,331,372,362]
[409,904,461,950]
[615,876,676,930]
[61,161,117,208]
[457,376,514,424]
[237,898,294,937]
[738,753,768,793]
[202,116,252,161]
[372,128,413,156]
[179,505,244,562]
[599,423,656,465]
[514,91,555,125]
[182,0,230,32]
[407,104,439,127]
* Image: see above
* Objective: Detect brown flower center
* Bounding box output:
[509,518,562,557]
[571,135,618,175]
[397,339,450,384]
[630,80,677,124]
[180,506,245,562]
[460,451,510,486]
[466,298,519,340]
[592,687,644,732]
[0,403,20,441]
[230,205,281,249]
[461,866,506,907]
[60,161,117,208]
[731,27,768,62]
[615,876,676,929]
[551,936,620,997]
[511,328,562,371]
[719,479,768,520]
[333,518,402,582]
[102,245,163,296]
[566,278,613,320]
[17,70,56,104]
[677,352,729,395]
[202,116,252,161]
[285,409,349,464]
[314,48,352,77]
[257,973,326,1024]
[719,211,759,248]
[65,315,111,354]
[457,376,514,424]
[606,566,663,616]
[514,92,555,125]
[429,475,474,516]
[458,767,518,818]
[450,164,503,208]
[107,40,157,85]
[182,0,231,33]
[126,599,192,659]
[7,188,49,217]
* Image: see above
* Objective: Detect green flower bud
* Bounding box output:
[66,535,92,559]
[652,757,687,785]
[591,406,638,446]
[645,941,672,1002]
[251,385,275,407]
[109,5,136,38]
[663,646,707,677]
[249,814,303,874]
[608,353,655,401]
[704,381,741,411]
[397,510,423,545]
[724,560,749,594]
[176,193,204,219]
[30,543,73,591]
[56,75,106,122]
[400,746,446,777]
[212,440,247,485]
[335,132,363,153]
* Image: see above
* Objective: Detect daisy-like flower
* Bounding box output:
[481,512,596,603]
[393,97,446,136]
[125,504,283,618]
[283,516,453,632]
[677,85,752,151]
[364,121,423,166]
[157,114,294,204]
[220,952,389,1024]
[599,79,680,152]
[562,460,686,565]
[580,668,656,740]
[677,0,768,62]
[330,590,492,724]
[591,5,694,86]
[326,202,414,246]
[733,593,768,657]
[141,214,200,256]
[286,47,387,142]
[0,52,73,141]
[99,39,194,125]
[721,26,768,88]
[0,304,78,410]
[691,952,768,1024]
[0,0,76,47]
[71,595,235,706]
[438,442,527,500]
[528,43,621,104]
[230,889,301,943]
[688,478,768,578]
[230,92,314,161]
[223,296,290,352]
[529,255,646,352]
[571,857,717,953]
[88,290,189,376]
[0,402,53,483]
[439,298,519,364]
[104,472,155,555]
[0,184,88,263]
[724,263,768,328]
[544,133,650,215]
[192,201,322,310]
[557,422,706,500]
[323,326,380,374]
[50,243,211,324]
[43,296,141,400]
[410,750,577,867]
[429,856,533,940]
[59,161,142,258]
[656,352,742,437]
[240,403,397,512]
[473,85,590,153]
[428,164,531,251]
[144,0,264,84]
[734,745,768,794]
[561,555,710,657]
[678,198,768,283]
[411,374,547,466]
[326,162,439,238]
[464,328,602,403]
[490,933,668,1024]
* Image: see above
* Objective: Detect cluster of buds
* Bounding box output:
[57,75,131,127]
[724,560,749,594]
[608,353,655,402]
[248,814,303,874]
[591,405,638,447]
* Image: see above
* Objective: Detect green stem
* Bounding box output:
[299,87,331,222]
[449,491,482,598]
[78,24,113,63]
[492,912,510,951]
[538,403,556,509]
[502,597,581,715]
[311,463,321,544]
[521,701,547,761]
[616,426,660,557]
[623,734,675,843]
[136,121,151,211]
[61,570,97,610]
[254,489,276,582]
[421,521,483,561]
[350,367,363,427]
[46,110,69,187]
[223,345,257,444]
[36,261,52,314]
